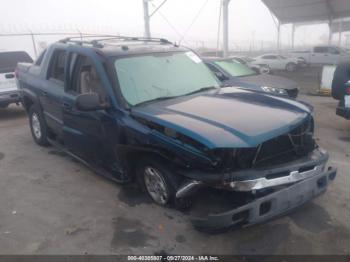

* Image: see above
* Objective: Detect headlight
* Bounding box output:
[261,86,287,95]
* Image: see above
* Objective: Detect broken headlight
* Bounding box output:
[261,86,287,95]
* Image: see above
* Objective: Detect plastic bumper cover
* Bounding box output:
[0,90,21,106]
[336,106,350,120]
[191,166,336,231]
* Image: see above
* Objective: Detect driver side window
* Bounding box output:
[69,55,107,103]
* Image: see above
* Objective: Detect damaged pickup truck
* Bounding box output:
[16,36,337,231]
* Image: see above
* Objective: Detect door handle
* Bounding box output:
[62,102,72,111]
[41,91,48,97]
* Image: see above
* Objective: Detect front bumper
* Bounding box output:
[336,106,350,119]
[286,88,299,98]
[191,166,336,231]
[0,90,21,107]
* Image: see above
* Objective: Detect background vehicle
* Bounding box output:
[252,54,299,72]
[332,61,350,119]
[229,56,271,74]
[204,57,299,98]
[17,36,335,231]
[0,51,33,108]
[290,46,350,66]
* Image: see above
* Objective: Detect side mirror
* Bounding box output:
[75,93,106,111]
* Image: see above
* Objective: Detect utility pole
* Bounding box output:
[291,24,295,49]
[222,0,231,58]
[277,21,281,51]
[143,0,151,38]
[338,19,343,46]
[328,18,333,45]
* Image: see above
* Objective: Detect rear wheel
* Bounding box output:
[286,62,296,72]
[29,105,49,146]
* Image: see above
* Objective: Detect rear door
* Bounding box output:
[0,51,33,93]
[40,49,67,136]
[311,46,329,64]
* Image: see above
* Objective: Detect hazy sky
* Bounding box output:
[0,0,332,57]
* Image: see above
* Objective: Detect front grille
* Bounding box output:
[236,117,315,169]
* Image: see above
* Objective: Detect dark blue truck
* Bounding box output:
[16,36,336,231]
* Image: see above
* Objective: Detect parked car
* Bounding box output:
[204,57,299,98]
[17,37,336,231]
[290,46,350,66]
[331,61,350,119]
[229,56,271,74]
[252,54,299,72]
[0,51,33,108]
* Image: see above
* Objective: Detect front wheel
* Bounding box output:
[137,157,179,207]
[29,105,49,146]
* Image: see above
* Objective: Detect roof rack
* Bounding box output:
[59,35,173,48]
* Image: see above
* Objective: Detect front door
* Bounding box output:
[62,53,116,169]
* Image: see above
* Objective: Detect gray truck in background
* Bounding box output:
[289,45,350,66]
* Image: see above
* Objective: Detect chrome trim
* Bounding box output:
[176,180,203,198]
[230,164,324,191]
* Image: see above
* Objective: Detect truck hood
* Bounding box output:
[239,74,298,90]
[131,87,312,149]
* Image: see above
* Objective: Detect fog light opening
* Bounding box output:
[259,201,272,216]
[232,210,249,223]
[317,176,327,188]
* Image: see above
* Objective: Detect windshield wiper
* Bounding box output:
[135,95,179,107]
[185,86,218,96]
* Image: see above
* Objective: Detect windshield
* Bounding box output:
[214,60,257,77]
[114,51,220,106]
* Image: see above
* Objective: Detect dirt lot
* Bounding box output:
[0,68,350,254]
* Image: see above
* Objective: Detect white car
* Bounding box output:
[0,51,33,108]
[252,54,299,72]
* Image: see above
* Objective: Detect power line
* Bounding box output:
[150,1,190,45]
[179,0,209,44]
[216,2,222,56]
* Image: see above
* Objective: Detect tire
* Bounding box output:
[259,65,271,75]
[286,63,296,72]
[29,105,49,146]
[136,156,181,207]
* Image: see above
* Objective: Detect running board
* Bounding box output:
[47,138,130,184]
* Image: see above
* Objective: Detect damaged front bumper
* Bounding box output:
[177,148,330,196]
[191,166,336,231]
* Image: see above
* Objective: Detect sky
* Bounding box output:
[0,0,333,57]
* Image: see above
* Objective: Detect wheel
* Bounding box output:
[137,156,180,207]
[286,63,296,72]
[29,105,49,146]
[259,65,271,75]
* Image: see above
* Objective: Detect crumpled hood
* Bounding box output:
[239,74,298,90]
[131,87,312,149]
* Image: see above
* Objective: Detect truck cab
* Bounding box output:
[311,46,344,65]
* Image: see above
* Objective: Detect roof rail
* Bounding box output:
[59,35,173,48]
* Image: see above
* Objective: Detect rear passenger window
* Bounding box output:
[69,55,107,103]
[48,50,66,83]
